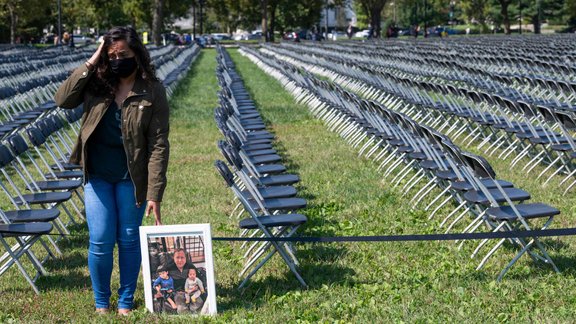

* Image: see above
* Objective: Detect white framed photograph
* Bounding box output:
[139,224,217,315]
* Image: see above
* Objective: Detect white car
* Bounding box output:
[354,29,371,38]
[72,35,95,44]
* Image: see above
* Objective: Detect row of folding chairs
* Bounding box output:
[240,44,562,281]
[0,107,86,294]
[213,45,308,288]
[0,44,200,144]
[158,44,201,97]
[260,42,576,194]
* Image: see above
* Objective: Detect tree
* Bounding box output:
[497,0,512,34]
[152,0,163,45]
[460,0,490,31]
[357,0,388,38]
[0,0,52,43]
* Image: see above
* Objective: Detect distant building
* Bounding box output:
[320,0,357,31]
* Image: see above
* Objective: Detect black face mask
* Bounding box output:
[110,57,137,78]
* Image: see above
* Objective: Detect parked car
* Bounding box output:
[246,33,262,40]
[211,33,231,41]
[283,31,300,42]
[72,35,94,45]
[354,29,370,38]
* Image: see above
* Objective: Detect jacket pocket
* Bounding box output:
[132,99,153,127]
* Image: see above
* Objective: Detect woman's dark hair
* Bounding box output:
[90,26,158,95]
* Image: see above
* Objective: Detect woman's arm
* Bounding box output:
[145,82,170,224]
[54,42,104,108]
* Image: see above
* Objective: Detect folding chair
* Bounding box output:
[0,209,54,294]
[215,160,307,288]
[457,153,560,280]
[0,143,78,230]
[6,132,84,220]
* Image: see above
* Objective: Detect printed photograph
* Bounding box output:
[140,224,217,315]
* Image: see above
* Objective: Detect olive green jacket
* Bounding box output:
[54,63,170,205]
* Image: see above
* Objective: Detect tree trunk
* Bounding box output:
[261,0,269,42]
[370,6,384,38]
[8,3,17,45]
[532,14,541,34]
[500,1,511,34]
[269,1,276,42]
[152,0,163,46]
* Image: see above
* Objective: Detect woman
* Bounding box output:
[54,26,169,315]
[167,248,198,313]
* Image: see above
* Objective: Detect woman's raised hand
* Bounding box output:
[87,41,105,67]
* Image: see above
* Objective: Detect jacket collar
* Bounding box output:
[126,77,149,99]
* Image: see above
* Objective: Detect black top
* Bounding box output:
[87,101,129,183]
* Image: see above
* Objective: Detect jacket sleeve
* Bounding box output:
[54,64,94,109]
[146,82,170,202]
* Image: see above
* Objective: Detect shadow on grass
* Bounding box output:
[55,224,88,250]
[466,238,576,281]
[38,268,91,291]
[44,250,87,271]
[215,263,355,312]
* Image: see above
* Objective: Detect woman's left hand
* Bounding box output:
[146,200,162,225]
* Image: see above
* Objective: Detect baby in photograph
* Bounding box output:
[184,268,205,305]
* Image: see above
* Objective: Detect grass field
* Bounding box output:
[1,47,575,322]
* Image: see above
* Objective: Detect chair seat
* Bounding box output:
[254,164,286,175]
[0,222,53,237]
[242,123,266,131]
[4,208,60,223]
[14,191,73,205]
[259,174,300,186]
[245,148,277,157]
[250,154,282,165]
[486,203,560,221]
[550,143,576,152]
[419,159,441,170]
[463,188,530,205]
[408,152,428,160]
[242,143,274,151]
[45,170,83,179]
[246,132,274,141]
[435,170,459,181]
[242,186,297,199]
[239,214,307,229]
[242,137,274,145]
[257,197,306,212]
[35,179,82,191]
[51,162,81,170]
[451,179,514,192]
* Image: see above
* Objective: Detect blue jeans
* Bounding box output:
[85,177,145,310]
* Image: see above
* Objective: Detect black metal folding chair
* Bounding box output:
[215,160,307,288]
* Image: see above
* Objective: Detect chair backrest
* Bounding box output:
[214,160,234,187]
[460,151,496,179]
[0,144,15,168]
[7,134,29,156]
[535,105,558,125]
[26,127,47,147]
[555,110,576,130]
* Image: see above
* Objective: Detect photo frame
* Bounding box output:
[139,224,217,315]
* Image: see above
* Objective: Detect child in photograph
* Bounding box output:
[184,268,205,305]
[153,267,178,310]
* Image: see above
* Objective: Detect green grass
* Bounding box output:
[1,47,576,322]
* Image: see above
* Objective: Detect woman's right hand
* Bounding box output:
[87,41,105,67]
